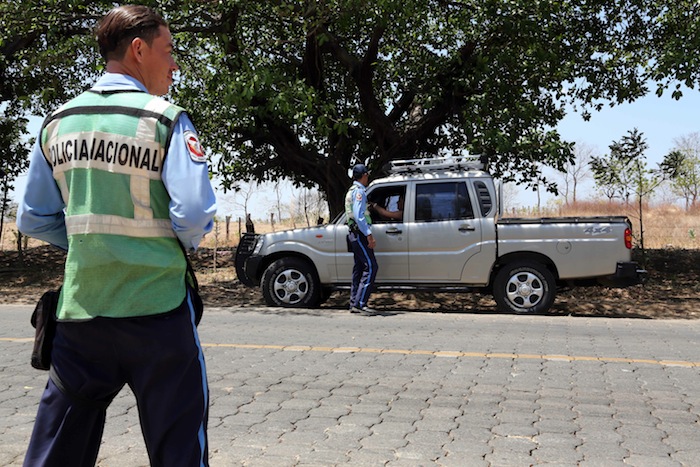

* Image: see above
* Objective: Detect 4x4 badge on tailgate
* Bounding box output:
[584,226,613,235]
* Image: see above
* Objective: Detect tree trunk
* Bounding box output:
[0,177,7,251]
[638,195,646,268]
[325,180,348,219]
[15,231,24,264]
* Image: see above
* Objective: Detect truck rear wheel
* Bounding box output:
[261,258,320,308]
[493,262,556,314]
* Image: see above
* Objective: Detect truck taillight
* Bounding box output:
[624,227,633,249]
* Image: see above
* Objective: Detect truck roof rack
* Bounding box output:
[387,155,487,174]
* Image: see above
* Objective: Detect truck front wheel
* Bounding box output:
[493,262,556,314]
[261,258,320,308]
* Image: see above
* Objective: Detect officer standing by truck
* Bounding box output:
[345,164,378,314]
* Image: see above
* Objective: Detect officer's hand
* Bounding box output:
[367,234,376,249]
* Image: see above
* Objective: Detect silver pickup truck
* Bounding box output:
[235,156,646,313]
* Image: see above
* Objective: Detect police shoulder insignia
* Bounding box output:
[184,131,206,163]
[355,192,363,201]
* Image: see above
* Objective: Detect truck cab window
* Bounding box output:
[415,182,473,222]
[368,185,406,223]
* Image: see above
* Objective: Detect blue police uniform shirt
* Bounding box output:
[17,73,216,251]
[351,181,372,237]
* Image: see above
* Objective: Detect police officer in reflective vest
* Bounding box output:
[345,164,378,314]
[17,5,216,466]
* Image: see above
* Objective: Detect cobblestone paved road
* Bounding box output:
[2,305,699,466]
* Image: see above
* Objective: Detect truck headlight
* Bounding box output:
[252,236,264,254]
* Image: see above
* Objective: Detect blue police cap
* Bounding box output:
[352,164,369,179]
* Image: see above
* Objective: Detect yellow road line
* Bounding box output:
[201,342,700,368]
[2,338,697,368]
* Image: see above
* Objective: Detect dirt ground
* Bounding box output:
[1,245,698,319]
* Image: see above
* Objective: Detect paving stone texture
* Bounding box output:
[1,305,699,466]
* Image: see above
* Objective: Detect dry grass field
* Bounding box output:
[2,201,699,318]
[504,201,700,250]
[3,201,697,252]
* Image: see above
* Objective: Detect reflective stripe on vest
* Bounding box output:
[41,91,182,230]
[41,90,186,320]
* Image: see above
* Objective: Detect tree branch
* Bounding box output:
[410,42,480,136]
[388,90,417,123]
[318,23,404,157]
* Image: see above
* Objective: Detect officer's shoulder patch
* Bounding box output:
[184,130,206,163]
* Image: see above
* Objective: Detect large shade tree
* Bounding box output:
[1,0,101,215]
[2,0,700,215]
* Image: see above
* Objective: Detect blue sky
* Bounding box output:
[558,89,700,165]
[515,87,700,208]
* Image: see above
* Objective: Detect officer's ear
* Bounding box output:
[130,37,146,62]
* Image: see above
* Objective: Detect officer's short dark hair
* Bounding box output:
[96,5,168,61]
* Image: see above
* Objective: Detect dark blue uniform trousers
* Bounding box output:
[348,231,378,309]
[23,291,209,467]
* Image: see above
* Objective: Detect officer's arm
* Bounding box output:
[162,113,217,251]
[352,189,372,237]
[16,140,68,250]
[371,203,402,221]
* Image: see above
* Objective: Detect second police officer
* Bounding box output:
[345,164,378,314]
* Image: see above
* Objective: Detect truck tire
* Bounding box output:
[261,258,320,308]
[493,262,556,314]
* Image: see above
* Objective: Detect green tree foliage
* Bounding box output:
[1,0,101,225]
[661,133,700,210]
[0,115,30,247]
[2,1,699,215]
[591,128,660,204]
[592,128,662,256]
[0,115,30,183]
[589,152,625,203]
[591,128,653,204]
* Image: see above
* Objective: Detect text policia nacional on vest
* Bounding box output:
[47,136,162,173]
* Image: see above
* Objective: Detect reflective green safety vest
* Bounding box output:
[344,183,371,227]
[41,90,186,320]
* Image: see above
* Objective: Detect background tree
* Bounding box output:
[609,129,651,206]
[558,142,594,206]
[295,188,328,227]
[1,0,100,244]
[499,183,519,214]
[590,155,624,203]
[593,129,661,260]
[591,129,648,204]
[273,181,288,228]
[0,115,31,250]
[3,1,700,216]
[232,181,260,222]
[660,133,700,210]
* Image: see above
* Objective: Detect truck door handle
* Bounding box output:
[386,228,403,235]
[459,225,476,232]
